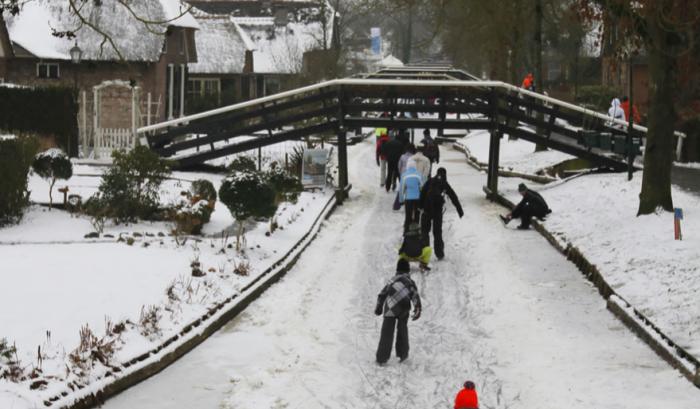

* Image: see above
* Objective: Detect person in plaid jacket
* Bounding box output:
[375,259,422,364]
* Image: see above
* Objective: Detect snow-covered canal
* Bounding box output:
[104,141,699,408]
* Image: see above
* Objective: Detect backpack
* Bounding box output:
[401,223,423,258]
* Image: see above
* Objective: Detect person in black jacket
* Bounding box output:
[380,137,405,192]
[500,183,551,229]
[419,167,463,260]
[375,259,422,364]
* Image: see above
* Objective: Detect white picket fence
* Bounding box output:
[93,128,136,159]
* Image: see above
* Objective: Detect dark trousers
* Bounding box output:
[385,159,400,191]
[376,315,409,364]
[512,204,545,228]
[404,200,420,231]
[421,209,444,258]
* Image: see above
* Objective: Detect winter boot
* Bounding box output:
[499,215,510,225]
[419,262,431,272]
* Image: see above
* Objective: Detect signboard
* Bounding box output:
[371,27,382,56]
[301,149,329,188]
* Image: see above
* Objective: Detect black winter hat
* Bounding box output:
[396,259,410,274]
[518,183,527,192]
[464,381,475,390]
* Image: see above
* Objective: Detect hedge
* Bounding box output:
[0,86,78,156]
[0,137,39,226]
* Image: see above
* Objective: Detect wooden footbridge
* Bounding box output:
[137,65,681,201]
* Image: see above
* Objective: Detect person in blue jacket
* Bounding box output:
[399,162,423,232]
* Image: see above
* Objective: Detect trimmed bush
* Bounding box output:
[265,166,302,205]
[170,180,217,235]
[191,179,217,203]
[227,156,257,173]
[575,85,619,112]
[32,148,73,209]
[92,146,171,223]
[0,136,38,226]
[0,86,78,156]
[219,170,277,250]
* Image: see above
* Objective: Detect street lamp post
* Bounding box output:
[69,42,82,157]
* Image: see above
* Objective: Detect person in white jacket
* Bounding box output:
[411,149,431,185]
[608,98,626,129]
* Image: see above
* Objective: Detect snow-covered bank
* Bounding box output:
[102,141,699,409]
[0,172,333,408]
[456,129,574,175]
[503,173,700,358]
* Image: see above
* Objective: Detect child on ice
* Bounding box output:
[454,380,479,409]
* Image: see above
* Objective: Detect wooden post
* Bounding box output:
[438,88,446,137]
[147,92,152,127]
[81,91,87,157]
[486,89,501,197]
[336,87,349,203]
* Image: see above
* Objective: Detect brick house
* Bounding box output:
[185,1,333,114]
[0,0,199,158]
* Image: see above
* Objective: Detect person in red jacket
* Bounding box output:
[376,130,390,187]
[454,380,479,409]
[620,96,641,124]
[521,73,534,91]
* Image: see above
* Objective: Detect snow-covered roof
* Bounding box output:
[3,0,198,62]
[188,13,246,74]
[233,16,327,74]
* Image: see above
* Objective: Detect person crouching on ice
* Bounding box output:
[454,380,479,409]
[375,259,422,365]
[500,183,551,230]
[399,222,432,271]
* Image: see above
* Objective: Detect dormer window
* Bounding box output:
[37,63,60,79]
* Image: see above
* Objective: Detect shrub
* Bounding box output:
[219,170,277,250]
[32,148,73,209]
[191,179,217,203]
[0,86,78,155]
[170,179,217,235]
[265,166,303,205]
[0,136,38,226]
[96,146,171,223]
[227,155,257,173]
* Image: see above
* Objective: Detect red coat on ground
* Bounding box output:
[454,387,479,409]
[620,100,641,124]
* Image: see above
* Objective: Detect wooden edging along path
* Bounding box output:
[452,143,700,388]
[52,188,347,409]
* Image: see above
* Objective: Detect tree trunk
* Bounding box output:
[402,4,413,64]
[49,178,55,210]
[534,0,547,152]
[637,30,676,215]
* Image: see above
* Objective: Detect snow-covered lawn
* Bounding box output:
[456,129,575,175]
[504,174,700,357]
[0,165,333,408]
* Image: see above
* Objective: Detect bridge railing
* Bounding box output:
[137,78,685,169]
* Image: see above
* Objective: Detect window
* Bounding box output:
[187,78,221,98]
[37,63,60,79]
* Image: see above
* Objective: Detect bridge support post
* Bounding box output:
[486,89,502,199]
[336,127,349,204]
[336,86,349,204]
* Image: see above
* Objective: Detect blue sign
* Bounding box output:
[675,208,683,220]
[371,27,381,56]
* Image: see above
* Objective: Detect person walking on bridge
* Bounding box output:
[521,72,535,91]
[381,135,404,192]
[375,259,422,365]
[419,167,463,260]
[608,97,626,129]
[620,96,641,124]
[500,183,551,230]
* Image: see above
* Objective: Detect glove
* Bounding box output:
[376,159,380,167]
[458,210,464,218]
[375,304,383,316]
[412,307,421,321]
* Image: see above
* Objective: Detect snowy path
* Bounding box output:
[103,141,699,409]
